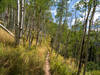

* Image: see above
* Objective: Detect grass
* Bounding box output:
[0,28,99,75]
[0,30,50,75]
[0,43,48,75]
[49,50,100,75]
[49,51,73,75]
[0,28,15,44]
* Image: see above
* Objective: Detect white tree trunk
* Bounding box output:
[21,0,24,36]
[15,0,20,45]
[18,0,20,27]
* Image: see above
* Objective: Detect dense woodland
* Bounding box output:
[0,0,100,75]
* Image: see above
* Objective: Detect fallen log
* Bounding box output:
[0,24,14,37]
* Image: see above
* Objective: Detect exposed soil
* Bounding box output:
[44,52,51,75]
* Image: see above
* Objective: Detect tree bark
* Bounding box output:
[15,0,20,46]
[77,1,92,75]
[54,0,64,52]
[20,0,24,37]
[83,0,97,75]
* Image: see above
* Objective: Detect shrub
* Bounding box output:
[91,70,100,75]
[87,62,100,71]
[0,46,45,75]
[50,51,73,75]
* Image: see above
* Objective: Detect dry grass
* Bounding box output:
[37,40,50,62]
[65,58,77,72]
[0,28,15,44]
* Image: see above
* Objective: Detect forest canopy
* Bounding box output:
[0,0,100,75]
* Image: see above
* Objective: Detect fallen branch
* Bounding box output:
[0,24,15,37]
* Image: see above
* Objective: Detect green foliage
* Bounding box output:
[66,30,82,58]
[91,70,100,75]
[50,51,73,75]
[0,0,7,13]
[0,46,45,75]
[0,0,16,13]
[87,62,100,71]
[46,22,58,36]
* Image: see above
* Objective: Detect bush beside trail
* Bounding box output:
[0,45,47,75]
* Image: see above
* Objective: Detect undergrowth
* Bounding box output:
[0,28,15,45]
[49,50,100,75]
[0,44,47,75]
[49,51,73,75]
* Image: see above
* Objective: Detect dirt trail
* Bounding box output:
[44,52,51,75]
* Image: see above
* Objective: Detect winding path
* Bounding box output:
[44,52,51,75]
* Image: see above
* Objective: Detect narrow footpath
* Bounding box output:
[44,52,51,75]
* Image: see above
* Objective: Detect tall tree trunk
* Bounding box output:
[77,2,92,75]
[36,30,40,46]
[20,0,24,37]
[36,11,41,46]
[15,0,20,46]
[6,5,10,29]
[8,6,14,31]
[83,0,97,75]
[29,24,32,48]
[54,0,64,52]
